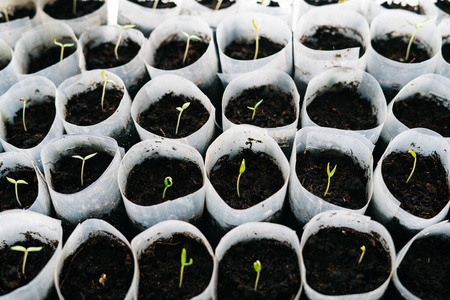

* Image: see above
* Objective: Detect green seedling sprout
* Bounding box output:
[405,17,429,62]
[10,245,43,279]
[181,31,202,65]
[73,0,77,16]
[175,102,190,135]
[112,24,136,60]
[215,0,223,10]
[406,149,417,183]
[324,162,337,196]
[162,176,173,199]
[153,0,159,9]
[237,159,246,198]
[358,245,366,264]
[252,19,259,60]
[101,70,116,111]
[20,98,27,132]
[99,273,107,286]
[253,260,261,291]
[247,99,263,120]
[6,177,28,208]
[0,4,11,22]
[72,152,97,186]
[53,39,74,62]
[179,248,193,288]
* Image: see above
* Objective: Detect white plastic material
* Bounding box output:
[301,67,387,144]
[131,74,216,155]
[118,140,206,231]
[361,0,439,23]
[0,210,62,300]
[238,0,294,27]
[436,19,450,78]
[435,1,450,23]
[300,210,396,300]
[214,222,302,300]
[40,134,124,225]
[180,0,242,28]
[0,0,34,48]
[131,220,217,300]
[0,39,18,94]
[54,219,139,300]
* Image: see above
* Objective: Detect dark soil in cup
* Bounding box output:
[296,149,368,210]
[154,35,209,70]
[224,85,296,128]
[303,227,391,295]
[306,83,378,130]
[397,235,450,300]
[196,0,235,9]
[258,0,280,7]
[0,232,57,295]
[50,147,114,194]
[381,1,424,14]
[371,35,431,63]
[393,93,450,137]
[43,0,104,19]
[59,233,134,300]
[138,92,209,138]
[65,83,124,126]
[27,37,76,74]
[435,0,450,14]
[0,58,10,71]
[304,0,339,5]
[382,151,449,219]
[138,233,213,300]
[0,3,36,23]
[443,41,450,63]
[0,167,38,211]
[84,39,141,70]
[218,238,300,299]
[125,157,203,206]
[130,0,176,8]
[209,149,284,209]
[224,36,284,60]
[5,97,56,149]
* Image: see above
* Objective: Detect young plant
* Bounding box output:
[236,158,246,198]
[20,98,27,132]
[99,273,107,286]
[72,152,97,187]
[181,31,202,65]
[179,248,193,288]
[253,260,261,291]
[252,19,260,60]
[112,24,136,60]
[6,177,28,208]
[153,0,159,9]
[358,245,366,264]
[73,0,77,16]
[324,162,337,196]
[0,4,11,22]
[405,17,429,62]
[406,149,417,183]
[215,0,223,10]
[10,245,43,279]
[175,102,190,135]
[162,176,173,199]
[100,70,116,111]
[247,99,263,120]
[53,39,74,62]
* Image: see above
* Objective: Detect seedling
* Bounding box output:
[6,177,28,207]
[153,0,159,9]
[215,0,223,10]
[405,17,429,62]
[179,248,193,288]
[112,24,136,60]
[72,152,97,186]
[252,19,260,60]
[73,0,77,16]
[175,102,190,135]
[406,149,417,183]
[181,31,202,65]
[0,4,11,22]
[162,176,173,199]
[10,245,43,279]
[20,98,27,132]
[253,260,261,291]
[53,39,74,62]
[236,159,246,198]
[324,162,337,196]
[99,273,107,286]
[247,99,263,120]
[100,70,116,111]
[358,245,366,264]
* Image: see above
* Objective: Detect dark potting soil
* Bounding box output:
[393,93,450,137]
[5,97,56,149]
[209,149,284,209]
[224,36,284,60]
[154,36,209,70]
[397,236,450,300]
[138,92,209,138]
[0,167,38,211]
[0,232,57,295]
[382,151,449,219]
[0,59,10,71]
[306,83,378,130]
[441,41,450,63]
[303,227,391,295]
[84,39,141,70]
[371,35,431,63]
[0,4,36,23]
[381,1,424,14]
[43,0,104,19]
[59,233,134,300]
[218,238,300,299]
[295,149,368,210]
[224,85,296,128]
[258,1,280,7]
[65,83,124,126]
[196,0,235,9]
[27,37,76,74]
[50,147,114,194]
[130,0,176,8]
[125,157,203,206]
[138,233,213,300]
[435,0,450,14]
[304,0,339,5]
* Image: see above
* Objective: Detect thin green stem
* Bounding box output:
[254,260,261,291]
[358,245,366,264]
[179,248,193,288]
[1,4,11,22]
[406,149,417,183]
[181,31,201,65]
[175,102,190,135]
[215,0,223,10]
[405,17,429,62]
[153,0,159,9]
[324,162,337,196]
[113,25,136,60]
[252,19,259,60]
[237,159,245,197]
[162,176,173,199]
[20,98,27,132]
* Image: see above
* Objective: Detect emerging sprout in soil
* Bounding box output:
[358,245,366,264]
[100,70,116,111]
[253,260,261,291]
[252,19,260,60]
[175,102,190,135]
[162,176,173,199]
[6,177,28,208]
[0,4,11,22]
[20,98,27,132]
[153,0,159,9]
[406,149,417,183]
[53,39,74,62]
[72,152,97,187]
[324,162,337,196]
[215,0,223,10]
[99,273,107,286]
[181,31,202,65]
[405,17,429,62]
[179,248,193,288]
[247,99,263,120]
[112,24,136,60]
[10,245,43,279]
[236,158,246,198]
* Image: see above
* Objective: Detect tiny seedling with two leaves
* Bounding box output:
[181,31,202,65]
[162,176,173,199]
[179,247,193,288]
[324,162,337,196]
[247,99,263,120]
[406,149,417,183]
[53,39,74,62]
[236,158,246,197]
[10,245,43,279]
[112,24,136,60]
[253,260,261,291]
[175,102,190,135]
[6,176,28,207]
[72,152,97,186]
[100,70,116,111]
[404,17,429,62]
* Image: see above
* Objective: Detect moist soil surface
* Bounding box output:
[84,39,141,70]
[65,83,124,126]
[59,233,134,300]
[397,236,450,300]
[303,227,391,295]
[138,233,213,300]
[209,149,284,209]
[5,97,56,149]
[295,149,368,210]
[371,35,431,63]
[224,85,296,128]
[393,93,450,137]
[224,37,284,60]
[196,0,235,9]
[154,36,209,70]
[441,42,450,63]
[0,232,57,295]
[43,0,104,19]
[130,0,176,8]
[50,147,114,194]
[0,4,36,23]
[27,37,76,74]
[0,167,38,211]
[381,1,424,14]
[218,238,301,299]
[382,151,449,219]
[304,0,339,5]
[436,0,450,14]
[138,92,209,138]
[125,157,203,206]
[306,83,378,130]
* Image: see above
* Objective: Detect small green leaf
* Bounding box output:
[85,152,98,160]
[239,159,246,174]
[10,245,26,252]
[253,260,261,272]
